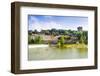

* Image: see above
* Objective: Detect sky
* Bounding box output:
[28,15,88,31]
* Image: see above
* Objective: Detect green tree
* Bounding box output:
[60,36,65,47]
[80,32,84,44]
[34,36,43,44]
[28,35,34,44]
[34,29,38,34]
[79,32,88,44]
[82,31,88,44]
[57,35,65,48]
[38,36,43,44]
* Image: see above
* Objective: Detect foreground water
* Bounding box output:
[28,46,88,60]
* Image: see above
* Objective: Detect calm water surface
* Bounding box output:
[28,46,88,60]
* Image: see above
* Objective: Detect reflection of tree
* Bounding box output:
[78,48,88,56]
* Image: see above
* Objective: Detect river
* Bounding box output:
[28,45,88,60]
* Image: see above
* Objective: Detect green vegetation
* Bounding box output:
[28,35,43,44]
[78,32,88,44]
[64,44,87,48]
[28,35,34,44]
[57,35,65,48]
[28,28,88,49]
[56,35,87,48]
[34,36,43,44]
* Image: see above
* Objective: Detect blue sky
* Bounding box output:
[28,15,88,31]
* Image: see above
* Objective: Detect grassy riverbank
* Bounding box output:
[56,43,87,48]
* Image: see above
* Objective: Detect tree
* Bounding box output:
[50,28,57,35]
[28,35,34,44]
[57,35,65,48]
[28,30,32,35]
[79,32,84,44]
[79,31,88,44]
[45,30,50,35]
[38,36,43,44]
[34,29,38,34]
[60,36,65,47]
[82,31,88,44]
[34,36,43,44]
[64,30,68,35]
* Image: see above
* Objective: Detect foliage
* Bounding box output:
[34,36,43,44]
[28,28,88,45]
[28,35,34,44]
[78,31,88,44]
[28,35,43,44]
[57,35,65,48]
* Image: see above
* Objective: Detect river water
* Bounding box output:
[28,46,88,61]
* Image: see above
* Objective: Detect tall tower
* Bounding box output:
[77,26,82,32]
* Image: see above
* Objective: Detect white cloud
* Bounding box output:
[29,18,66,31]
[28,16,88,31]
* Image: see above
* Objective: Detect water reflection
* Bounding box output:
[28,47,88,60]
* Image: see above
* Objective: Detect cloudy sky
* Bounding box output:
[28,15,88,31]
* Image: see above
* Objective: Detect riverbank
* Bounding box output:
[29,44,49,48]
[29,43,87,49]
[56,43,87,48]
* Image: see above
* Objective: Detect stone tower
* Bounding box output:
[77,26,82,31]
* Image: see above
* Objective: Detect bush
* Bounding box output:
[57,35,65,48]
[34,36,43,44]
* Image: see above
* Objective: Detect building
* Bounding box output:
[77,26,83,31]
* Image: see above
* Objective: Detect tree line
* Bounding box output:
[28,28,88,45]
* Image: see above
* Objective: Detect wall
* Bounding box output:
[0,0,100,76]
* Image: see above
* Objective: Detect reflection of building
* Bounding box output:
[77,26,82,31]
